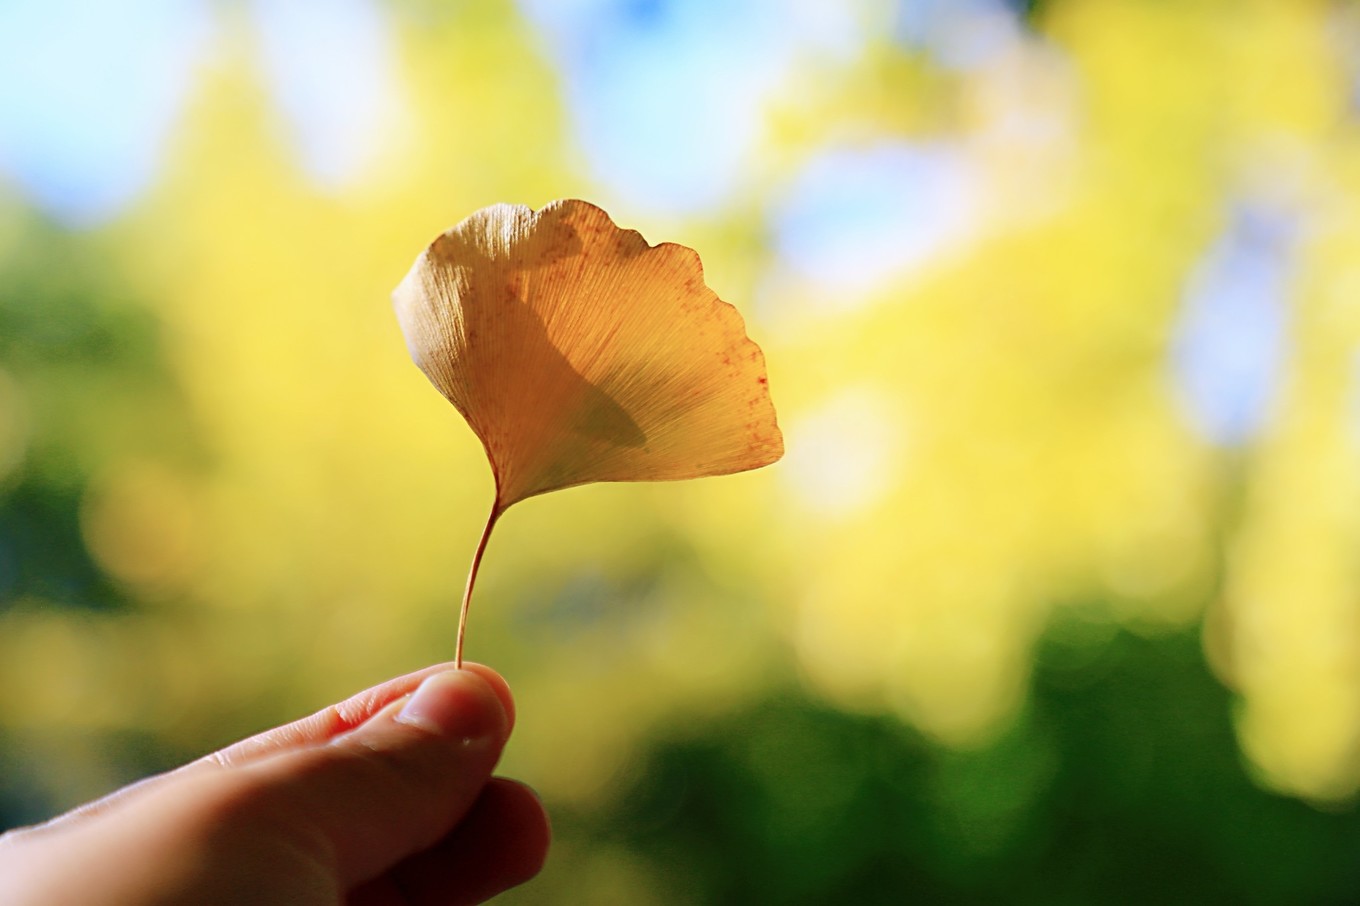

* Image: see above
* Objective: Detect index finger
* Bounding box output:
[204,662,516,769]
[30,662,514,832]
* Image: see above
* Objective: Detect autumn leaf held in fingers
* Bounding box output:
[393,199,783,665]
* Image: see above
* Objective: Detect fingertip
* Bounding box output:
[484,778,552,882]
[387,776,552,904]
[393,670,508,742]
[458,662,517,731]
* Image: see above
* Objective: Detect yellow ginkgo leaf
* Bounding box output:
[394,199,783,664]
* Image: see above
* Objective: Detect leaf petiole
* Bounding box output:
[456,499,503,669]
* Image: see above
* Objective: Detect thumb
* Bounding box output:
[217,668,511,887]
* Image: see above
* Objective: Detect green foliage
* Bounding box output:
[0,216,180,612]
[555,625,1360,904]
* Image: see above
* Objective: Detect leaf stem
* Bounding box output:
[457,499,503,669]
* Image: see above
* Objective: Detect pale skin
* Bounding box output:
[0,664,550,905]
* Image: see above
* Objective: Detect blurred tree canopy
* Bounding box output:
[4,0,1360,901]
[549,624,1360,905]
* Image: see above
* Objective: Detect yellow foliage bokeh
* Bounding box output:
[3,2,1360,863]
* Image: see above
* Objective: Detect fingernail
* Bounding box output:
[395,670,506,742]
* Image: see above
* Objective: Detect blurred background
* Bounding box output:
[4,0,1360,901]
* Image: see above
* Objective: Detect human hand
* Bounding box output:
[0,663,549,905]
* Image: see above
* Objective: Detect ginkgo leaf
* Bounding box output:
[394,199,783,665]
